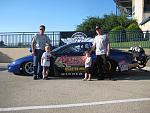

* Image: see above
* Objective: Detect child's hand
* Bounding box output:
[82,56,86,61]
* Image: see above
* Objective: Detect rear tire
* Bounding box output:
[109,60,118,74]
[108,60,118,79]
[53,65,61,77]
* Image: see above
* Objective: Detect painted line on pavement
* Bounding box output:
[0,98,150,112]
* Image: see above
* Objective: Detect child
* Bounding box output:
[83,50,92,81]
[41,45,52,80]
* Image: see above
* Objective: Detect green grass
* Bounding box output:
[111,41,150,49]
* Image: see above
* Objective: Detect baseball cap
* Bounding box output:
[95,25,101,30]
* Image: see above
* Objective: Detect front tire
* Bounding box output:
[22,62,33,76]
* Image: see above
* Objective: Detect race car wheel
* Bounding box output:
[22,62,33,76]
[53,65,61,76]
[109,60,118,74]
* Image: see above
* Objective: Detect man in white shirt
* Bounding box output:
[91,25,110,80]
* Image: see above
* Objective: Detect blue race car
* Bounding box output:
[8,42,148,77]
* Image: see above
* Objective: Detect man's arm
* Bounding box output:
[90,44,96,54]
[31,38,35,56]
[90,38,96,54]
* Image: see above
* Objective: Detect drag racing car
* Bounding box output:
[8,42,150,78]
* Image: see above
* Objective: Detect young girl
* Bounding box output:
[83,50,92,81]
[41,45,51,80]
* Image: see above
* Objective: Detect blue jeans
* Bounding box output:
[33,49,45,77]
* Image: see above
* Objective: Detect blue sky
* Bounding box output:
[0,0,116,32]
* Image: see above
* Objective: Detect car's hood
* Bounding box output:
[10,55,33,65]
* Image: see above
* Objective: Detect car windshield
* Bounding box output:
[52,44,67,52]
[52,42,92,54]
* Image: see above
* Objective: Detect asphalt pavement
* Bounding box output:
[0,63,150,113]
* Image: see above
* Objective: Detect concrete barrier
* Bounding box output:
[0,48,30,63]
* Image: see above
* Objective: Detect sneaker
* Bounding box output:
[33,75,38,80]
[83,78,87,81]
[38,73,43,79]
[43,76,49,80]
[87,79,91,81]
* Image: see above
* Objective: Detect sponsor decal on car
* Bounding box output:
[56,56,85,66]
[54,56,86,73]
[118,60,128,71]
[64,67,85,72]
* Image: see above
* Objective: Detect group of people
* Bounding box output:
[31,25,110,80]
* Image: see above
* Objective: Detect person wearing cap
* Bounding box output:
[90,25,110,80]
[31,25,52,80]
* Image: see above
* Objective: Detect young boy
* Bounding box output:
[83,50,92,81]
[41,45,52,80]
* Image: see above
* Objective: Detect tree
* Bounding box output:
[76,13,136,32]
[76,17,103,31]
[126,22,141,30]
[102,14,119,31]
[0,40,6,46]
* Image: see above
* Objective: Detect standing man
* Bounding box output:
[31,25,51,80]
[91,25,110,80]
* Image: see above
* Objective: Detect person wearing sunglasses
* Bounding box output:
[31,25,51,80]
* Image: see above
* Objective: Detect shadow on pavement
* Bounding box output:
[7,68,150,81]
[47,69,150,81]
[0,67,7,71]
[113,69,150,81]
[0,63,8,71]
[37,69,150,81]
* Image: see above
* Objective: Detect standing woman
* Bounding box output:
[31,25,51,80]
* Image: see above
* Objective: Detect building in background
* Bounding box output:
[114,0,150,31]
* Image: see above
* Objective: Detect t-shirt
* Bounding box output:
[41,52,51,66]
[85,57,92,68]
[33,34,51,50]
[93,34,109,55]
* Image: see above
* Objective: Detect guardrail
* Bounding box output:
[108,30,150,48]
[0,32,60,47]
[0,31,150,48]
